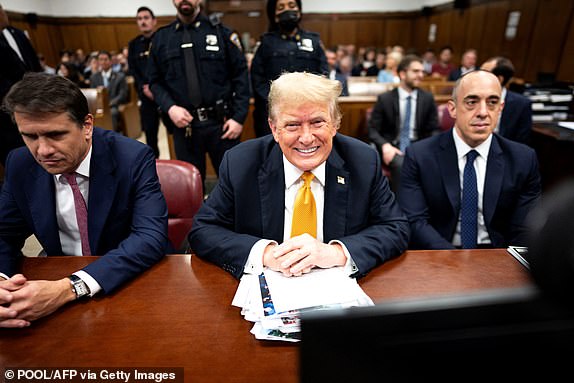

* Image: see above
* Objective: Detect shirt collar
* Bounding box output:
[398,86,417,101]
[101,69,112,77]
[55,144,92,182]
[283,154,326,189]
[452,128,492,161]
[502,87,507,100]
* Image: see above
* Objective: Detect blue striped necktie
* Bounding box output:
[461,150,478,249]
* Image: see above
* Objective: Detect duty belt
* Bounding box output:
[191,100,229,122]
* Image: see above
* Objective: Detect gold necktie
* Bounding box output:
[291,172,317,238]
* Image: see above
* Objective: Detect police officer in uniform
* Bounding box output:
[147,0,250,184]
[250,0,328,137]
[128,6,160,158]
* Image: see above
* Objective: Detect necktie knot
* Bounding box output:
[466,149,478,163]
[301,171,314,186]
[63,172,78,186]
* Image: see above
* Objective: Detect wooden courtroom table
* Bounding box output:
[0,250,533,382]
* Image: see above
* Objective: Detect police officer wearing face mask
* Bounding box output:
[250,0,328,137]
[147,0,250,185]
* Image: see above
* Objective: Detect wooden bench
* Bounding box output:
[118,76,142,139]
[81,87,114,131]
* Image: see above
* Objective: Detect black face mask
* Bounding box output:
[277,10,299,32]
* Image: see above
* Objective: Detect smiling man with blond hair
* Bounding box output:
[190,72,409,280]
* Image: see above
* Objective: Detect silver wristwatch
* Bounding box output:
[68,274,90,299]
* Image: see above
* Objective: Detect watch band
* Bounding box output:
[68,274,90,299]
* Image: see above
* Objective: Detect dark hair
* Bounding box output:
[3,72,89,127]
[439,45,453,53]
[491,57,515,86]
[137,6,155,18]
[266,0,303,31]
[97,50,112,60]
[397,54,423,73]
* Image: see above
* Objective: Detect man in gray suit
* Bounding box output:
[90,50,128,132]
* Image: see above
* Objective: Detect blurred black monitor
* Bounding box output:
[300,286,574,382]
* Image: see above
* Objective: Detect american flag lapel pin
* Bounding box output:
[337,176,345,185]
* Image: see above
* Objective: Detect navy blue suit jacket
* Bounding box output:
[398,130,541,249]
[189,134,409,279]
[500,90,532,145]
[0,128,169,293]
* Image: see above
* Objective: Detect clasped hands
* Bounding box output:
[263,234,347,277]
[0,275,75,328]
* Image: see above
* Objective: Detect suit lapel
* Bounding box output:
[438,131,461,212]
[391,89,401,135]
[323,140,349,240]
[483,136,504,226]
[258,143,285,243]
[25,165,62,254]
[87,129,118,253]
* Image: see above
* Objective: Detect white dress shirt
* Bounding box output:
[452,129,493,247]
[2,28,24,62]
[243,156,357,276]
[54,146,101,296]
[397,87,418,142]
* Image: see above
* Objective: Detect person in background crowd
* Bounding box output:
[57,61,86,88]
[325,48,349,96]
[90,50,129,132]
[448,48,477,81]
[377,50,402,84]
[369,55,439,192]
[431,46,455,79]
[250,0,328,137]
[38,53,55,74]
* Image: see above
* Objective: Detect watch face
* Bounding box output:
[70,276,90,298]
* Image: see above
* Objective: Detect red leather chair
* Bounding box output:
[156,159,203,252]
[437,103,455,131]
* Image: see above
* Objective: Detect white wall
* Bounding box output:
[2,0,453,17]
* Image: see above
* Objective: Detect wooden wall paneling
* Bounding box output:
[430,11,453,52]
[329,18,357,46]
[523,0,574,82]
[556,8,574,82]
[461,4,487,63]
[30,23,59,67]
[478,1,509,65]
[87,24,121,53]
[301,17,331,48]
[384,18,413,49]
[115,23,140,50]
[355,19,385,49]
[498,0,539,78]
[411,16,432,54]
[448,7,470,60]
[59,25,91,55]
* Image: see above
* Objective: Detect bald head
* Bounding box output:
[448,70,504,147]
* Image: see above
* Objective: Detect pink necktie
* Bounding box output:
[63,173,91,256]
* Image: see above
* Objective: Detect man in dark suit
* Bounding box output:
[447,48,477,81]
[0,3,42,166]
[399,70,541,250]
[90,50,129,132]
[481,56,532,145]
[368,54,439,192]
[189,72,409,280]
[0,73,168,328]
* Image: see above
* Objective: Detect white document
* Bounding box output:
[263,267,372,313]
[558,121,574,130]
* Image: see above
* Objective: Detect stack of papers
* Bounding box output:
[232,267,373,342]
